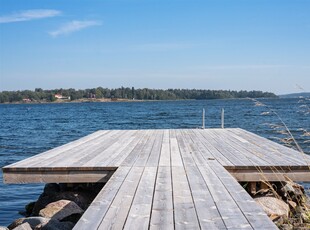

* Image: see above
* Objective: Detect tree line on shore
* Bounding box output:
[0,87,277,103]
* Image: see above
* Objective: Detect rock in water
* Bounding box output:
[32,191,90,215]
[12,222,32,230]
[39,200,83,221]
[8,217,50,229]
[40,219,74,230]
[255,197,289,218]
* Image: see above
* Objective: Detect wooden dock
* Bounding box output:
[3,128,310,229]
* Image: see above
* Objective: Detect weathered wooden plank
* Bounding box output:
[6,130,109,168]
[124,166,157,229]
[170,135,183,167]
[109,130,149,166]
[158,130,171,167]
[175,129,196,168]
[228,168,310,182]
[150,166,174,230]
[203,129,251,166]
[209,129,271,166]
[231,128,310,165]
[73,166,131,230]
[172,166,200,229]
[208,160,277,229]
[133,130,158,167]
[185,165,226,229]
[98,166,144,230]
[222,128,299,166]
[146,130,164,167]
[87,130,138,167]
[3,170,114,184]
[193,129,234,166]
[54,130,129,167]
[197,164,253,229]
[121,130,153,167]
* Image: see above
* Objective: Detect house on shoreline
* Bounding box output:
[55,94,71,100]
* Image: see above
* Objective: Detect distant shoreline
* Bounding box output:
[0,97,286,105]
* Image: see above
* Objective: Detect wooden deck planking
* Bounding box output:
[194,129,234,166]
[29,130,122,168]
[197,164,253,229]
[171,166,200,229]
[9,130,110,168]
[98,166,144,230]
[74,166,131,229]
[201,130,253,166]
[230,128,310,166]
[150,166,174,229]
[221,129,301,166]
[3,128,310,229]
[124,166,157,229]
[211,129,276,166]
[208,160,277,229]
[158,130,171,167]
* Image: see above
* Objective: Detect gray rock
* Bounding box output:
[12,222,32,230]
[39,200,83,221]
[255,197,289,218]
[0,226,9,230]
[8,217,50,230]
[40,219,74,230]
[32,191,90,215]
[43,184,60,196]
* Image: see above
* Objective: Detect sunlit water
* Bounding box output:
[0,98,309,226]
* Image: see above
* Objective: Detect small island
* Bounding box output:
[0,87,277,104]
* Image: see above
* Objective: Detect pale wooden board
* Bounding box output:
[201,129,251,166]
[3,170,114,184]
[26,130,121,168]
[98,166,144,230]
[231,128,310,166]
[150,166,174,230]
[120,130,153,167]
[133,130,158,167]
[193,129,234,166]
[175,129,196,168]
[210,129,274,166]
[170,133,183,167]
[73,166,131,230]
[5,130,109,168]
[84,130,138,167]
[49,130,128,167]
[158,130,171,167]
[124,166,157,229]
[197,164,253,229]
[208,160,277,229]
[171,166,200,229]
[146,130,164,167]
[185,165,226,229]
[109,130,149,166]
[221,129,300,166]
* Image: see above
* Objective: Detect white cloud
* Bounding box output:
[0,9,61,23]
[49,20,102,37]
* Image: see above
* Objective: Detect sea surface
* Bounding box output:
[0,98,309,226]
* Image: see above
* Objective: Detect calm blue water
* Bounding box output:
[0,98,309,225]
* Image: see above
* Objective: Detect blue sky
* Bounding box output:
[0,0,309,94]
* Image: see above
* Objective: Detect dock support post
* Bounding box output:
[221,108,224,129]
[202,108,205,129]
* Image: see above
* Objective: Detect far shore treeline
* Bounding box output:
[0,87,277,103]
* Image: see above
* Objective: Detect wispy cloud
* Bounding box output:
[49,20,102,37]
[0,9,61,24]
